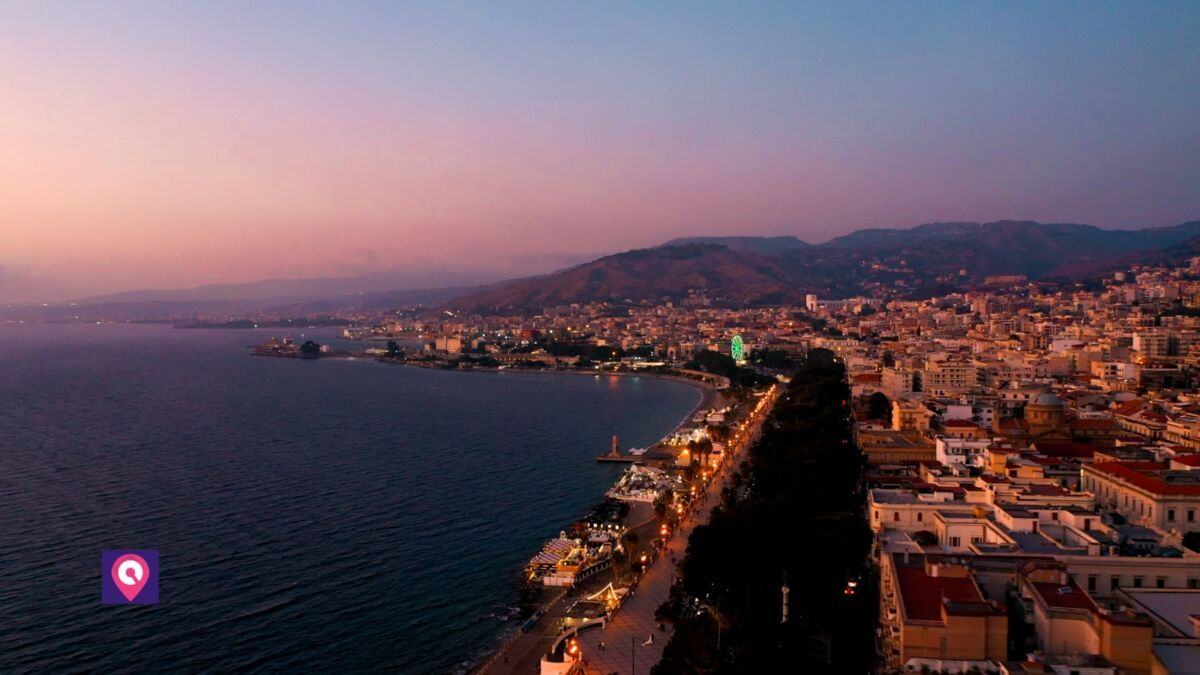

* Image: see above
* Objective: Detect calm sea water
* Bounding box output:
[0,324,700,673]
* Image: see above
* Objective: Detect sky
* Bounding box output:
[1,1,1197,302]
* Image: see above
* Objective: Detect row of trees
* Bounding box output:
[685,349,776,387]
[653,348,876,673]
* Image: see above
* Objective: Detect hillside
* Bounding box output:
[447,220,1200,312]
[660,235,812,255]
[445,244,813,311]
[824,220,1200,279]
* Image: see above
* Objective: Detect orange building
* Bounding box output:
[879,553,1007,670]
[1018,561,1154,674]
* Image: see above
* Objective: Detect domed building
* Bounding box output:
[1025,392,1067,436]
[996,388,1123,450]
[996,390,1073,446]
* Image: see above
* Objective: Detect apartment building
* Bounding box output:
[1082,461,1200,534]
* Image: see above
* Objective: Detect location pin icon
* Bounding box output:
[111,553,150,602]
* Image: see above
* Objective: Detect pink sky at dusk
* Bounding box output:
[2,2,1197,302]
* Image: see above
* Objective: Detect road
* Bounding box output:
[575,387,777,675]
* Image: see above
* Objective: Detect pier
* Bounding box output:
[595,435,644,464]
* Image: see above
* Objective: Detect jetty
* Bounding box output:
[595,435,643,464]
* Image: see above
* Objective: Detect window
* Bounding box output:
[949,537,961,547]
[894,512,900,522]
[917,512,923,522]
[1156,578,1166,589]
[1188,579,1199,589]
[1169,509,1176,522]
[874,511,879,521]
[1051,512,1059,521]
[1111,577,1121,590]
[1087,575,1097,592]
[1189,510,1196,523]
[1133,576,1143,588]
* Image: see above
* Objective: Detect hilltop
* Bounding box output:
[446,220,1200,312]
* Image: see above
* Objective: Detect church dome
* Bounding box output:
[1030,392,1065,408]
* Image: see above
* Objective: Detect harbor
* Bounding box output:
[247,329,775,674]
[477,384,779,675]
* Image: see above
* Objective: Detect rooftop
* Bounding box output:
[1119,588,1200,638]
[893,557,998,622]
[1028,579,1100,613]
[1087,461,1200,496]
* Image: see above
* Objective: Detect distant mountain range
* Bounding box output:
[446,220,1200,311]
[15,219,1199,321]
[0,271,503,322]
[76,270,499,305]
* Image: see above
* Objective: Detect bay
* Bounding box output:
[0,324,701,673]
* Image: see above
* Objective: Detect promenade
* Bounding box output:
[487,506,659,674]
[575,387,776,675]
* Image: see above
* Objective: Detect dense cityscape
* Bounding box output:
[194,255,1195,672]
[5,3,1197,673]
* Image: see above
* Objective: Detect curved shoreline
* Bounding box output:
[376,360,722,436]
[264,350,720,672]
[372,364,718,673]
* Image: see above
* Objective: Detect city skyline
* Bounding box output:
[7,5,1200,672]
[2,2,1198,302]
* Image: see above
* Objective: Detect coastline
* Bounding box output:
[247,345,722,673]
[377,360,722,445]
[455,372,720,673]
[384,365,715,673]
[386,360,720,422]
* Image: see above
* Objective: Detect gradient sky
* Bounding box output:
[2,1,1198,302]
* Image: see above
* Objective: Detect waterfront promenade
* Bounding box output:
[485,386,776,675]
[486,507,659,674]
[575,387,776,675]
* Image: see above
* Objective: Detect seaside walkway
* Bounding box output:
[575,387,776,675]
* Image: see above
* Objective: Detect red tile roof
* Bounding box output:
[1024,484,1070,496]
[1087,461,1200,496]
[1114,400,1149,416]
[895,565,990,622]
[1029,580,1100,613]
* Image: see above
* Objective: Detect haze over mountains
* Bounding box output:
[446,220,1200,311]
[75,270,501,305]
[11,220,1199,320]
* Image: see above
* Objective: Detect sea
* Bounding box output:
[0,323,702,673]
